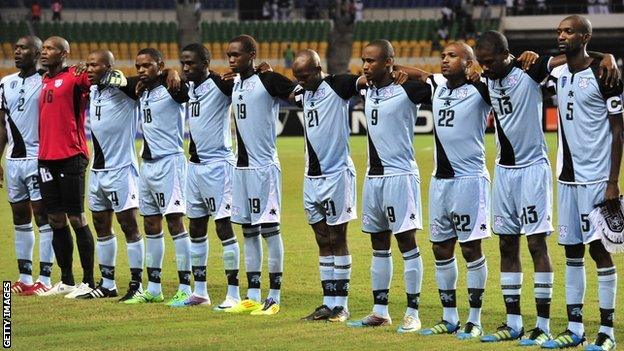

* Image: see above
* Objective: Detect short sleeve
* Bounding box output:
[70,67,91,89]
[515,55,552,83]
[325,74,360,100]
[259,71,296,100]
[209,73,234,97]
[119,76,140,100]
[293,85,304,108]
[169,83,190,104]
[600,80,623,115]
[401,80,431,105]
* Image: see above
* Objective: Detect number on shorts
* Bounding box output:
[110,191,119,207]
[143,108,152,123]
[155,192,165,207]
[248,198,260,214]
[206,197,216,212]
[581,214,590,232]
[453,214,471,232]
[39,167,53,183]
[387,206,396,223]
[520,205,538,224]
[323,199,336,216]
[31,176,39,189]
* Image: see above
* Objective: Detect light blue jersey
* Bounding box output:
[294,74,359,177]
[89,81,139,170]
[428,74,491,178]
[362,80,431,177]
[0,71,43,159]
[487,57,551,168]
[550,61,624,184]
[138,78,189,160]
[187,73,235,164]
[232,72,295,168]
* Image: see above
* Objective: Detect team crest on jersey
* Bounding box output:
[194,82,209,95]
[240,81,256,92]
[381,85,394,99]
[54,79,63,88]
[578,77,590,89]
[456,87,468,99]
[561,76,568,88]
[311,87,327,100]
[506,74,518,87]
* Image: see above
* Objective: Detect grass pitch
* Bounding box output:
[1,133,623,350]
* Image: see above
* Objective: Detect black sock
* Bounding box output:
[74,225,95,288]
[52,225,74,285]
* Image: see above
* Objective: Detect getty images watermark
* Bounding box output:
[2,281,10,348]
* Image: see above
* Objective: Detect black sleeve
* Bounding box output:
[0,83,6,112]
[591,61,624,115]
[157,73,189,103]
[472,80,492,106]
[515,55,551,83]
[325,74,360,100]
[293,85,304,108]
[209,73,234,97]
[401,80,431,105]
[258,71,296,100]
[119,76,140,100]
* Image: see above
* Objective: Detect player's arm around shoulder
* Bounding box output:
[603,77,624,211]
[401,79,433,105]
[258,71,296,100]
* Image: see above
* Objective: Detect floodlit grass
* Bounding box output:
[1,133,622,350]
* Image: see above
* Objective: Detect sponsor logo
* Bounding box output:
[578,77,590,89]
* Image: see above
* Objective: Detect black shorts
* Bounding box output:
[38,154,88,215]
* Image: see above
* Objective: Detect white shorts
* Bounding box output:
[231,165,281,225]
[139,153,187,216]
[492,161,554,236]
[429,176,491,243]
[361,174,422,235]
[186,160,233,220]
[5,158,41,203]
[88,164,139,213]
[558,181,606,245]
[303,168,357,226]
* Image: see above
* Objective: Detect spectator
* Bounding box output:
[437,25,449,41]
[441,0,453,27]
[353,0,363,21]
[480,0,491,21]
[31,1,42,22]
[262,0,272,19]
[536,0,547,13]
[304,0,320,19]
[193,0,201,21]
[283,43,295,69]
[51,0,62,21]
[598,0,610,13]
[506,0,514,15]
[278,0,292,20]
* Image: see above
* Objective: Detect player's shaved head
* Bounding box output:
[476,31,508,55]
[562,15,592,35]
[90,49,114,67]
[446,41,475,61]
[45,36,70,53]
[366,39,394,60]
[293,49,321,70]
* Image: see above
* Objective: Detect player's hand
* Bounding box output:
[605,181,620,213]
[221,71,238,81]
[135,81,145,96]
[517,51,539,71]
[255,61,273,73]
[599,54,621,88]
[391,70,408,85]
[465,64,482,82]
[101,69,127,88]
[164,69,181,92]
[72,61,87,75]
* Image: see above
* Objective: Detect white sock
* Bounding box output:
[15,223,35,284]
[96,235,117,289]
[435,257,459,325]
[597,266,616,340]
[501,272,523,332]
[126,238,144,285]
[534,272,554,334]
[243,226,262,301]
[319,255,335,308]
[402,248,422,318]
[222,237,240,300]
[334,255,352,310]
[466,256,487,326]
[145,233,164,295]
[263,226,283,304]
[190,235,208,297]
[37,224,54,286]
[172,232,192,294]
[565,258,585,337]
[371,249,392,318]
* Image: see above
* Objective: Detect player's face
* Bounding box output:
[292,62,322,90]
[86,53,109,84]
[135,54,162,84]
[361,45,391,83]
[475,47,506,79]
[226,42,254,74]
[14,38,39,70]
[180,51,207,83]
[440,45,467,78]
[40,39,65,68]
[557,19,588,54]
